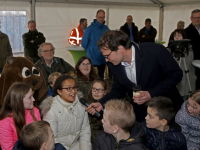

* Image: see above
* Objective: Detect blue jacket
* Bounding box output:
[12,139,66,150]
[81,19,109,65]
[141,121,187,150]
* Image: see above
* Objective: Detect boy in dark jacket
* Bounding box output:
[13,121,66,150]
[93,99,149,150]
[141,96,187,150]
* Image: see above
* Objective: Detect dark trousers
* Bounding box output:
[195,67,200,90]
[94,64,106,79]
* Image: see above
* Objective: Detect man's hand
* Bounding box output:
[30,40,34,43]
[142,35,145,38]
[85,102,103,115]
[133,91,151,105]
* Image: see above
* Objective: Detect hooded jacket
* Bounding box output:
[120,22,139,43]
[93,122,149,150]
[141,121,187,150]
[39,96,91,150]
[81,19,109,66]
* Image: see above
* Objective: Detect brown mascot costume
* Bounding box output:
[0,57,48,107]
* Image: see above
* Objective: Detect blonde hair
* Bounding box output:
[104,99,135,132]
[189,89,200,105]
[21,121,50,149]
[48,72,62,85]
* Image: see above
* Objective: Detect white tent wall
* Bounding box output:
[163,4,200,47]
[0,1,31,20]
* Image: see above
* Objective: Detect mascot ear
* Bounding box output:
[7,56,17,64]
[25,56,34,63]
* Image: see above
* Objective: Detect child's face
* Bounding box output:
[145,107,164,131]
[23,88,35,109]
[50,76,58,87]
[92,82,106,101]
[174,32,183,41]
[187,98,200,116]
[79,59,91,77]
[102,109,114,134]
[46,127,55,150]
[57,79,77,103]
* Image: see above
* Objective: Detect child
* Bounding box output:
[142,96,187,150]
[93,99,148,150]
[0,82,41,150]
[47,72,62,96]
[175,90,200,150]
[86,79,107,143]
[39,75,91,150]
[13,121,66,150]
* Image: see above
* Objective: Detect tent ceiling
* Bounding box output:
[1,0,200,7]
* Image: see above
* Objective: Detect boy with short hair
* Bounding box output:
[142,96,187,150]
[93,99,149,150]
[47,72,62,96]
[13,121,66,150]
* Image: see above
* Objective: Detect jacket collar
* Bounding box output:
[55,95,78,110]
[92,19,105,27]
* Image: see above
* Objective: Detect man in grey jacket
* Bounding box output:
[0,24,13,73]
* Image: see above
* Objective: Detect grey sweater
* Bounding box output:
[175,100,200,150]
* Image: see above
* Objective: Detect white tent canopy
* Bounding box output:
[0,0,200,66]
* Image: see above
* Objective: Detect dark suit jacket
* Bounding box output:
[185,23,200,60]
[100,42,183,122]
[138,26,157,43]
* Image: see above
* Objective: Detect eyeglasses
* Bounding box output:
[92,88,105,93]
[42,49,54,53]
[80,63,91,67]
[192,17,200,20]
[60,86,79,92]
[97,16,105,19]
[186,101,198,111]
[103,51,113,59]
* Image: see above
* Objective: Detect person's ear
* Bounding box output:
[113,125,120,134]
[161,119,168,126]
[104,90,107,95]
[57,89,62,96]
[41,142,47,150]
[118,45,125,53]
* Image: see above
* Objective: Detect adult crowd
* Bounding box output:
[0,8,200,150]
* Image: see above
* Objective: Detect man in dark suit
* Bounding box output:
[185,9,200,89]
[87,30,183,122]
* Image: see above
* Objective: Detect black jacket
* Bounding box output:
[120,22,139,43]
[99,42,183,122]
[141,122,187,150]
[12,139,66,150]
[185,23,200,60]
[138,26,157,43]
[93,122,149,150]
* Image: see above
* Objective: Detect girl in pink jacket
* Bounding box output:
[0,82,41,150]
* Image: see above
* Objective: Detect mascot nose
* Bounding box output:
[32,80,38,86]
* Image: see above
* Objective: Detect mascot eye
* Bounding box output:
[32,67,40,76]
[22,67,31,78]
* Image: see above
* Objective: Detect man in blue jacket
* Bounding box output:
[81,9,109,79]
[86,30,183,122]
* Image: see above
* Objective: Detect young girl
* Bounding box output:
[170,29,196,100]
[39,75,91,150]
[175,90,200,150]
[86,79,107,143]
[68,56,98,98]
[0,82,41,150]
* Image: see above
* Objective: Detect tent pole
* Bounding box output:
[31,0,36,20]
[106,7,109,27]
[158,6,164,41]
